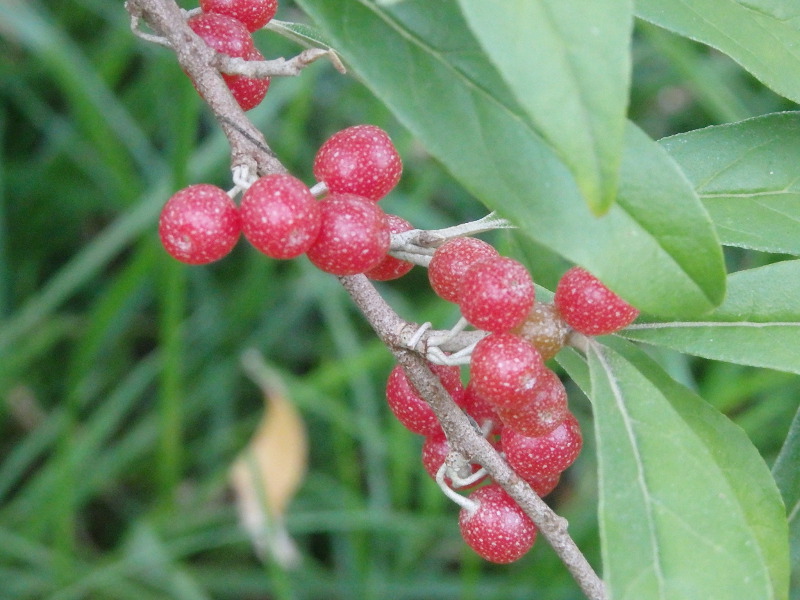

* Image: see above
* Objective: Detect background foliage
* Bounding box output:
[0,0,798,598]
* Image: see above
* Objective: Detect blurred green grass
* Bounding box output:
[0,1,797,599]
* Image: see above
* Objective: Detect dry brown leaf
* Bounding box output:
[229,349,308,568]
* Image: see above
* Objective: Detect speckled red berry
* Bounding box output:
[457,382,501,433]
[306,193,390,275]
[428,237,498,303]
[240,174,320,259]
[224,48,270,111]
[313,125,402,201]
[495,368,568,438]
[459,484,537,563]
[502,412,583,481]
[421,431,485,488]
[469,333,546,411]
[554,266,639,336]
[458,256,535,333]
[365,214,414,281]
[158,184,240,264]
[200,0,278,32]
[385,363,463,435]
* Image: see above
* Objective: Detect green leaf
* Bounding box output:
[295,0,725,317]
[588,339,788,600]
[635,0,800,103]
[773,403,800,525]
[456,0,633,213]
[660,113,800,255]
[621,260,800,374]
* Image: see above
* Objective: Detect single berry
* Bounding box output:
[421,431,485,488]
[428,237,498,303]
[386,364,438,435]
[313,125,402,201]
[554,266,639,336]
[188,13,253,59]
[385,363,463,436]
[240,174,320,259]
[457,382,501,433]
[225,48,270,111]
[527,472,561,497]
[187,14,268,111]
[158,184,241,264]
[502,412,583,481]
[306,193,390,275]
[512,302,570,361]
[469,333,546,411]
[199,0,278,31]
[458,256,535,333]
[365,214,415,281]
[495,368,568,438]
[459,484,537,563]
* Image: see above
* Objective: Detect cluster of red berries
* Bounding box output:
[158,124,407,278]
[186,0,279,111]
[157,118,640,566]
[385,242,638,563]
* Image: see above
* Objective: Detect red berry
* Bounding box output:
[188,13,253,59]
[240,174,320,259]
[428,237,498,303]
[469,333,546,411]
[313,125,402,201]
[502,412,583,481]
[459,484,537,563]
[385,365,439,436]
[458,256,535,333]
[528,472,561,497]
[225,48,270,111]
[365,214,415,281]
[457,382,501,432]
[187,14,269,111]
[495,368,568,438]
[306,193,390,275]
[158,184,241,264]
[554,266,639,336]
[199,0,278,32]
[421,431,485,488]
[385,363,463,436]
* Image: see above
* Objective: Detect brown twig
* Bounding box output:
[339,274,607,600]
[125,0,284,176]
[126,2,606,596]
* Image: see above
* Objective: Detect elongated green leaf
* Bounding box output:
[588,339,788,600]
[621,260,800,373]
[661,113,800,255]
[456,0,632,213]
[296,0,725,316]
[635,0,800,103]
[773,403,800,524]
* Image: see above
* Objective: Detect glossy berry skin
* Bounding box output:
[528,472,561,497]
[458,256,535,333]
[306,193,390,275]
[502,412,583,481]
[187,14,268,111]
[458,382,501,433]
[554,266,639,336]
[199,0,278,32]
[512,302,570,361]
[365,214,414,281]
[428,237,498,303]
[158,184,241,265]
[496,368,568,438]
[459,484,537,563]
[421,431,485,488]
[386,364,462,436]
[225,48,270,111]
[469,333,546,411]
[313,125,402,201]
[240,174,320,259]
